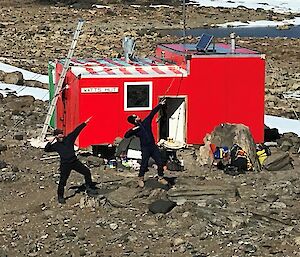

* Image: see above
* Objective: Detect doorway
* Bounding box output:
[159,96,186,144]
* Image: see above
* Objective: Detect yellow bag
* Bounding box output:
[257,149,268,165]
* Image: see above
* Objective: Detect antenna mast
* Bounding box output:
[182,0,186,38]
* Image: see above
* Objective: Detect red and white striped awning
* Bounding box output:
[63,57,187,78]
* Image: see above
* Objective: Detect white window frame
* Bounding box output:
[124,81,153,111]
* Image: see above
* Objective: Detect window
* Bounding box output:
[124,82,152,111]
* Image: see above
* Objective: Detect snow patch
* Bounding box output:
[217,16,300,27]
[0,62,48,84]
[149,5,173,8]
[92,4,111,9]
[0,83,49,101]
[195,0,300,13]
[265,115,300,136]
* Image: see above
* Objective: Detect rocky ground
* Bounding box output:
[0,1,300,256]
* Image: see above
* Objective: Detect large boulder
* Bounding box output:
[4,71,24,85]
[24,80,48,89]
[197,123,261,171]
[18,95,35,107]
[277,132,300,153]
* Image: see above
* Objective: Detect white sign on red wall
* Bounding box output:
[81,87,119,93]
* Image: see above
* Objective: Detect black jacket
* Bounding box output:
[44,123,86,164]
[124,103,162,147]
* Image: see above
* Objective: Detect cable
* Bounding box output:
[173,73,184,142]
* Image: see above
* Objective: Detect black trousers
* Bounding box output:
[58,159,92,198]
[139,145,164,177]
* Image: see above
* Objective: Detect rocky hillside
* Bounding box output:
[0,1,299,118]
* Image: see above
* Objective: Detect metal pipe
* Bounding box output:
[183,0,186,38]
[230,32,236,53]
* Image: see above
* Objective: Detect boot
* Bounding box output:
[58,196,66,204]
[138,176,145,188]
[158,176,168,185]
[57,187,66,204]
[86,185,98,196]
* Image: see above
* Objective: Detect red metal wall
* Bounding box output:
[77,77,182,147]
[185,56,265,144]
[56,55,265,148]
[55,63,80,145]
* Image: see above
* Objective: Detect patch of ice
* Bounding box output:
[195,0,300,13]
[92,4,111,9]
[284,91,300,100]
[149,4,173,8]
[0,62,48,84]
[217,16,300,27]
[0,83,49,101]
[265,115,300,136]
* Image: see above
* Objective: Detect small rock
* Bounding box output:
[11,166,19,172]
[14,133,24,140]
[79,197,86,209]
[28,253,38,257]
[109,223,118,230]
[294,236,300,245]
[244,243,257,253]
[65,231,76,237]
[182,212,190,218]
[179,245,186,253]
[291,83,300,90]
[86,155,102,167]
[0,160,7,169]
[271,201,287,209]
[173,237,185,246]
[43,210,54,218]
[0,70,6,81]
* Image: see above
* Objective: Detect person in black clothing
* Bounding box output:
[125,99,168,188]
[44,117,95,204]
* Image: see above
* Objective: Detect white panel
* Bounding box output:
[169,101,185,143]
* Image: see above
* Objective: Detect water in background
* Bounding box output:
[160,25,300,39]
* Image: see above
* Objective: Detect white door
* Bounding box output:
[169,100,185,143]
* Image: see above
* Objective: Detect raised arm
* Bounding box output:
[66,117,92,143]
[66,122,87,143]
[144,98,166,123]
[145,103,162,122]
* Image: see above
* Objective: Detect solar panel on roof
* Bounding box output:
[196,33,214,52]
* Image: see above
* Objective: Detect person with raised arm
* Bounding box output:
[125,99,168,188]
[44,117,95,204]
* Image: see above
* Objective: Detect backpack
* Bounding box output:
[213,146,229,159]
[230,144,253,172]
[256,144,271,165]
